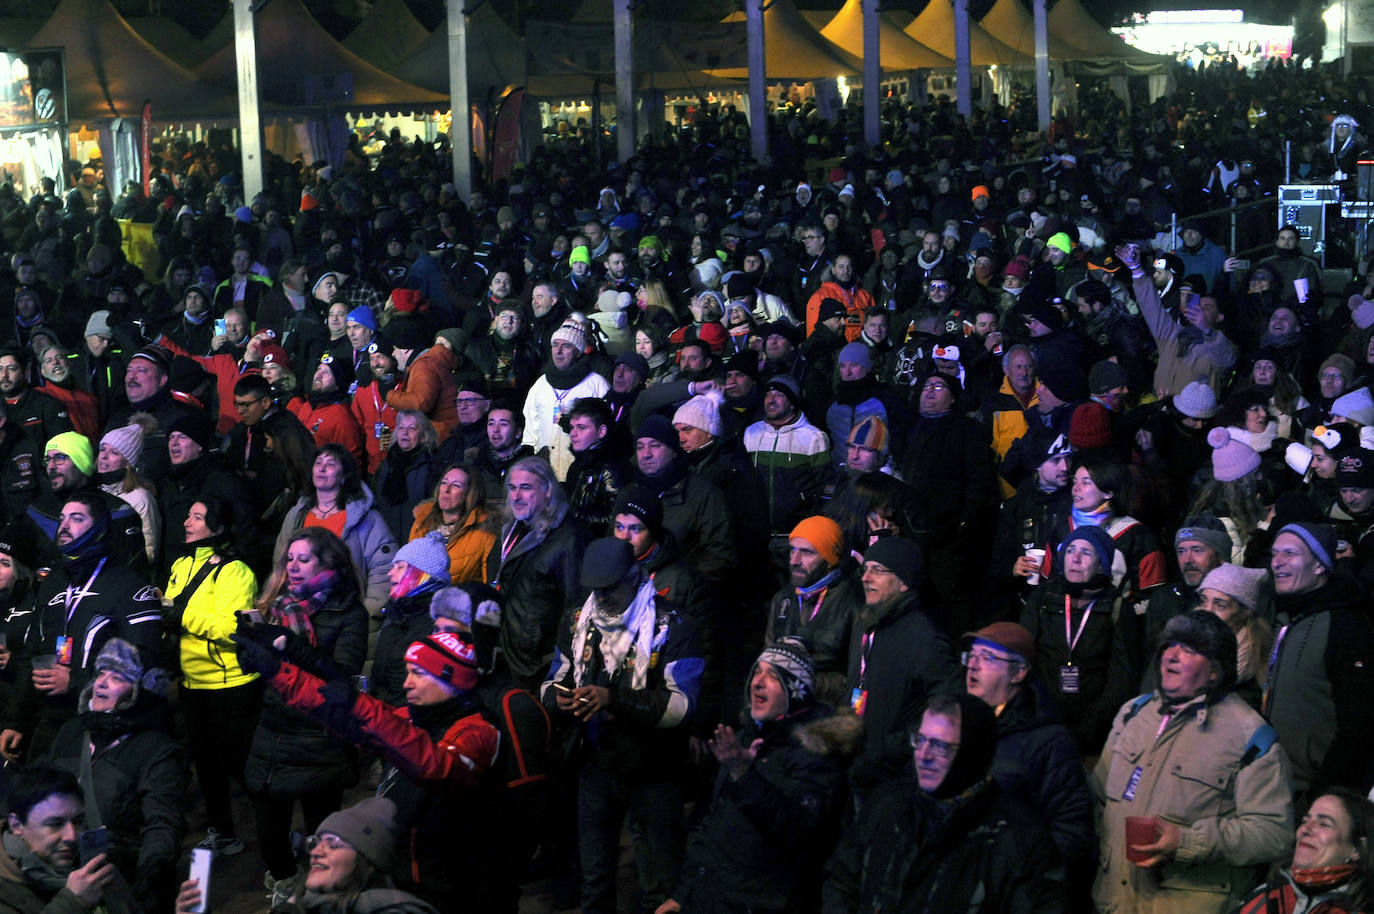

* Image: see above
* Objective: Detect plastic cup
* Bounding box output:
[1125,816,1157,863]
[1024,547,1046,586]
[30,654,56,671]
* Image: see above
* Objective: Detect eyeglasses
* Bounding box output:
[1321,371,1346,382]
[233,397,267,411]
[928,281,950,291]
[306,833,351,852]
[456,396,489,406]
[862,562,897,576]
[961,650,1021,668]
[909,733,960,759]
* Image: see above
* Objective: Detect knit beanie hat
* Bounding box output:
[725,350,760,382]
[1276,521,1337,572]
[864,537,922,589]
[1060,525,1115,575]
[45,431,94,477]
[638,235,664,257]
[345,306,377,332]
[1158,609,1237,697]
[100,423,144,469]
[169,412,216,456]
[1337,446,1374,488]
[316,798,398,872]
[750,636,816,715]
[551,321,586,351]
[1175,513,1233,560]
[395,532,453,583]
[1313,423,1361,455]
[635,414,681,452]
[1069,401,1113,450]
[259,341,292,372]
[84,310,112,338]
[0,521,38,572]
[1198,563,1268,613]
[672,391,723,437]
[92,637,169,704]
[404,631,479,691]
[1046,231,1073,254]
[1037,360,1087,403]
[1321,354,1357,387]
[1174,380,1219,419]
[1208,427,1261,481]
[1003,258,1030,280]
[1332,387,1374,426]
[848,415,889,454]
[765,374,802,410]
[613,485,664,533]
[580,537,637,590]
[838,341,872,373]
[788,516,844,567]
[1350,293,1374,331]
[568,245,591,265]
[1088,359,1129,395]
[430,583,501,629]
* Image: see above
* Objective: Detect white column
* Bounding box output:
[447,0,472,199]
[232,0,263,201]
[1034,0,1050,131]
[748,0,767,161]
[615,0,635,163]
[953,0,972,116]
[863,0,881,147]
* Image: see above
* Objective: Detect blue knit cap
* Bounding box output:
[346,306,377,331]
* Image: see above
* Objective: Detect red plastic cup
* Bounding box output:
[1125,816,1157,863]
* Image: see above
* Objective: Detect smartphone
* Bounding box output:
[79,827,107,865]
[213,318,227,337]
[188,847,211,914]
[1233,258,1251,270]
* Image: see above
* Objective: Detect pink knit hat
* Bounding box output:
[1208,427,1261,482]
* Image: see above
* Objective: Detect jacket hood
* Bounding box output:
[793,706,865,760]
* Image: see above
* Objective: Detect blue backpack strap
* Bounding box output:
[1122,693,1153,723]
[1241,724,1279,768]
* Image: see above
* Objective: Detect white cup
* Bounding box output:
[1024,547,1046,586]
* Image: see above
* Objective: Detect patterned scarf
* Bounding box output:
[271,569,342,646]
[571,578,659,691]
[1293,863,1358,891]
[1071,501,1113,528]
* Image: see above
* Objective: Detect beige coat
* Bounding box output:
[1091,690,1294,914]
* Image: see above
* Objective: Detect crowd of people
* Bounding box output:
[0,52,1372,913]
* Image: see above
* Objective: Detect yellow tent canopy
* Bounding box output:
[1048,0,1157,60]
[977,0,1079,60]
[710,0,863,80]
[818,0,953,70]
[904,0,1036,68]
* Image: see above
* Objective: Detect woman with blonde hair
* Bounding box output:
[97,414,160,565]
[409,463,499,583]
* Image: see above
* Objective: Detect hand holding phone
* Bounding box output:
[187,847,211,914]
[79,827,107,865]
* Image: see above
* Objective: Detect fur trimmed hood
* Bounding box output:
[792,707,865,760]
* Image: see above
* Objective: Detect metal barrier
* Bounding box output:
[1167,196,1279,255]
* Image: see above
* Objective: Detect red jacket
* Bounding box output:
[157,334,252,434]
[35,384,98,445]
[350,381,398,476]
[267,661,499,785]
[289,398,366,467]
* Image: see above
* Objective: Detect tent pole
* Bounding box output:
[447,0,472,200]
[1033,0,1050,132]
[615,0,634,164]
[232,0,264,202]
[863,0,880,148]
[953,0,971,117]
[747,0,766,162]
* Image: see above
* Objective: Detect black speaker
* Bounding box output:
[1359,159,1374,200]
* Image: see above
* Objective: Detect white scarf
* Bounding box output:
[571,577,659,691]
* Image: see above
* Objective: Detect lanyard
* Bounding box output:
[500,523,527,565]
[857,630,875,687]
[805,587,828,623]
[1261,623,1290,716]
[1062,594,1096,661]
[64,558,106,630]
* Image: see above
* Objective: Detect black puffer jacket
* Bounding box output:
[822,778,1066,914]
[987,680,1096,865]
[244,588,369,797]
[675,706,862,914]
[45,686,185,914]
[373,447,443,542]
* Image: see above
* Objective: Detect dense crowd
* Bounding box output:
[0,53,1373,914]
